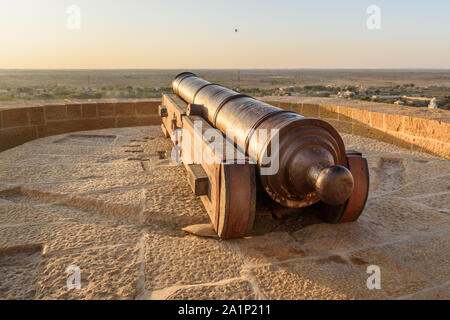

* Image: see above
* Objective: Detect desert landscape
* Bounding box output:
[1,70,449,109]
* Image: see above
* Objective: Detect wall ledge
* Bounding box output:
[1,97,449,159]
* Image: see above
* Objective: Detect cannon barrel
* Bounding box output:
[172,72,354,208]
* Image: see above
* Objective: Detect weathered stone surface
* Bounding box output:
[167,281,256,300]
[406,283,450,300]
[362,197,450,234]
[36,244,140,300]
[1,108,29,127]
[319,105,338,119]
[28,107,45,125]
[0,221,140,255]
[231,232,306,264]
[352,109,371,126]
[66,104,82,119]
[97,103,115,117]
[0,126,36,150]
[115,103,136,116]
[252,259,386,300]
[0,250,43,299]
[349,248,431,297]
[45,104,67,121]
[292,216,392,254]
[382,234,450,286]
[370,112,384,130]
[302,103,319,117]
[144,234,245,290]
[136,101,159,115]
[0,126,448,300]
[81,103,97,118]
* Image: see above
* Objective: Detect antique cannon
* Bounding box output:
[160,72,369,238]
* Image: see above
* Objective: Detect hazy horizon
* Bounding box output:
[1,0,449,69]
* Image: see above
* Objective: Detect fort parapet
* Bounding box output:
[0,97,449,159]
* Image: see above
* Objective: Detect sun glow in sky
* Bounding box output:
[0,0,449,69]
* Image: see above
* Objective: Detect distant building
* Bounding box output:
[428,97,439,110]
[338,90,355,98]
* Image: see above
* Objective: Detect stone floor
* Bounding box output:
[0,126,448,300]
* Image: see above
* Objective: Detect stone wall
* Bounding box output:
[0,100,161,151]
[262,99,450,159]
[1,98,449,159]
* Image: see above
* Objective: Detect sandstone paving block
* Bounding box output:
[66,188,145,217]
[230,232,307,265]
[405,283,449,300]
[0,161,143,184]
[8,140,125,157]
[144,234,245,290]
[0,203,75,225]
[0,250,43,300]
[0,153,117,168]
[361,197,450,235]
[0,199,14,206]
[408,193,450,211]
[340,134,431,158]
[167,280,256,300]
[382,234,450,286]
[22,165,186,197]
[252,258,386,300]
[388,175,450,199]
[0,221,141,255]
[292,216,393,255]
[143,179,208,226]
[393,157,448,185]
[349,247,431,297]
[36,244,140,300]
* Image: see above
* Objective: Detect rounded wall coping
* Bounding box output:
[261,97,450,160]
[0,97,449,159]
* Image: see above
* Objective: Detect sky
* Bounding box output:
[0,0,449,69]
